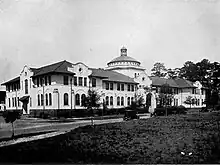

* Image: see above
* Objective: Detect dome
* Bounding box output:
[107,56,140,65]
[107,46,140,65]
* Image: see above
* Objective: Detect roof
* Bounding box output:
[107,55,140,65]
[149,76,196,88]
[31,60,75,77]
[90,68,138,84]
[1,76,20,85]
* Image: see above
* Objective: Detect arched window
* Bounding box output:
[121,97,124,106]
[75,94,80,106]
[41,94,44,106]
[81,94,86,107]
[117,97,120,106]
[106,96,109,106]
[25,79,28,94]
[45,93,48,106]
[131,97,134,104]
[49,93,52,105]
[64,93,69,105]
[127,97,130,106]
[110,96,113,106]
[8,98,10,107]
[38,94,40,106]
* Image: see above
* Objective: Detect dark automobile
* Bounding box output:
[123,110,139,121]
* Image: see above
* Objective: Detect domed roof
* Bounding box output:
[108,56,140,64]
[107,47,140,65]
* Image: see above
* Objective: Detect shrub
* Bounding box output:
[2,110,21,138]
[153,106,187,116]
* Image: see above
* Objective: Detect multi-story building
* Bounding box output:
[1,47,206,115]
[1,60,137,115]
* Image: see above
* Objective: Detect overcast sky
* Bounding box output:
[0,0,220,88]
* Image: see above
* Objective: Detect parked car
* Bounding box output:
[123,110,139,121]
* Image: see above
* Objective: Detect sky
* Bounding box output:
[0,0,220,89]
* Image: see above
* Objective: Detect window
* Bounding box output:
[127,97,130,106]
[117,83,120,91]
[110,96,113,106]
[110,83,113,90]
[75,94,80,106]
[45,77,47,86]
[106,82,109,90]
[121,97,124,106]
[131,85,134,91]
[64,93,69,105]
[84,78,87,86]
[92,78,96,87]
[30,80,31,88]
[41,94,44,106]
[106,96,109,106]
[30,97,32,107]
[74,77,77,86]
[12,98,14,107]
[46,94,48,106]
[48,76,51,85]
[14,97,17,107]
[121,84,124,91]
[38,94,40,106]
[8,98,10,107]
[81,94,86,107]
[64,76,69,85]
[131,97,134,103]
[79,77,83,86]
[49,93,52,105]
[37,78,39,87]
[25,79,28,94]
[127,84,130,91]
[134,73,137,78]
[201,89,204,95]
[117,97,120,106]
[40,78,43,86]
[18,97,20,107]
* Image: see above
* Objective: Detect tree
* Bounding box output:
[184,96,196,108]
[84,89,101,125]
[151,62,167,77]
[3,110,21,139]
[130,94,144,110]
[179,61,199,82]
[166,68,180,79]
[158,83,174,116]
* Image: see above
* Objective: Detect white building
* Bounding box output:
[1,47,206,115]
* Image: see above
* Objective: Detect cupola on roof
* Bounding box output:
[107,47,140,65]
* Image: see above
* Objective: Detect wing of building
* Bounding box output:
[1,47,206,115]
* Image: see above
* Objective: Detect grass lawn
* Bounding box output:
[0,112,220,164]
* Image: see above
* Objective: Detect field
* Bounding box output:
[0,112,219,163]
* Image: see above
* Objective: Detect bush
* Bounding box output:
[39,112,50,119]
[2,110,21,138]
[153,106,187,116]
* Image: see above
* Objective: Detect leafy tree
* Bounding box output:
[3,110,21,139]
[209,90,219,110]
[158,83,174,116]
[151,62,167,77]
[130,94,144,109]
[179,61,199,82]
[184,96,196,108]
[166,68,180,79]
[84,89,101,125]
